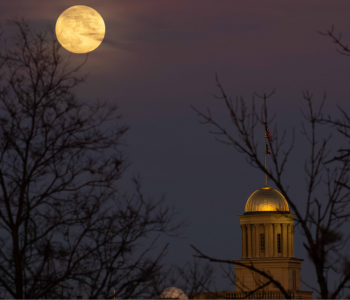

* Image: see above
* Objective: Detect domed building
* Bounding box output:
[191,187,313,299]
[239,187,293,260]
[159,287,188,299]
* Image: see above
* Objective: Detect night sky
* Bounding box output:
[2,0,350,293]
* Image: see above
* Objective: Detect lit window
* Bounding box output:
[260,234,265,253]
[277,234,281,253]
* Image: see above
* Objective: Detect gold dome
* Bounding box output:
[245,187,289,213]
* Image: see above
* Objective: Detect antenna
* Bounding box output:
[264,94,267,187]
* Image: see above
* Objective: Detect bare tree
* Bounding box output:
[319,25,350,56]
[0,20,181,299]
[191,74,350,298]
[191,245,292,299]
[151,258,217,298]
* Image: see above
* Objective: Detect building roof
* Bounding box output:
[245,187,289,213]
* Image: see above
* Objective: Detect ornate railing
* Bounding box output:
[224,291,299,299]
[189,290,314,299]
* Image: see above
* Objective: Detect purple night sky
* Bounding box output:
[2,0,350,293]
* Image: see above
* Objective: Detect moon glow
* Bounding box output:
[56,5,105,54]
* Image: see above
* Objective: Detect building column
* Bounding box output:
[264,223,269,257]
[255,224,260,257]
[273,223,278,257]
[282,223,288,257]
[247,224,252,258]
[288,224,292,257]
[268,223,273,257]
[241,225,247,258]
[291,224,294,257]
[252,224,256,258]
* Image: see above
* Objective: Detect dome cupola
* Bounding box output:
[245,187,289,213]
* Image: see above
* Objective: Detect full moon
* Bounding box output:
[56,5,105,54]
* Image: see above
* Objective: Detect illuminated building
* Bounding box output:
[190,187,313,299]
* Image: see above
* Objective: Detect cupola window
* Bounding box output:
[260,234,265,253]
